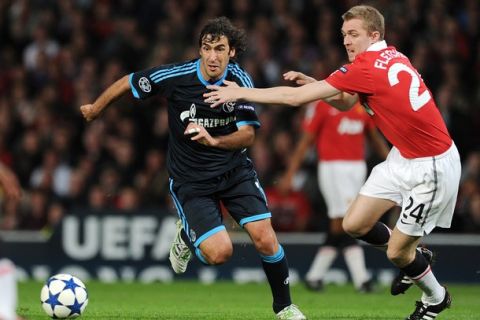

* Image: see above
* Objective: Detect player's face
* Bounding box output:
[199,35,235,81]
[341,18,378,62]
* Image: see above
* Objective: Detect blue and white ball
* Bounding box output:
[40,274,88,318]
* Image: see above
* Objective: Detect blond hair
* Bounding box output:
[342,5,385,40]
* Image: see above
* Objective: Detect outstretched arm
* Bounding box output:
[283,70,359,110]
[205,80,342,108]
[80,75,131,121]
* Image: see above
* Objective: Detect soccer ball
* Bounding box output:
[40,274,89,318]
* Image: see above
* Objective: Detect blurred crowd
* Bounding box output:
[0,0,479,234]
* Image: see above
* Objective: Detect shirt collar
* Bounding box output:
[366,40,387,52]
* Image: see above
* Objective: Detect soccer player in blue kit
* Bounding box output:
[80,17,306,320]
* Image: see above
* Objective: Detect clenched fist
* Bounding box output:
[80,104,99,122]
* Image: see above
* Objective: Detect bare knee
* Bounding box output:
[245,220,278,256]
[254,235,278,255]
[342,216,368,238]
[202,242,233,265]
[249,228,277,255]
[199,232,233,265]
[386,246,414,267]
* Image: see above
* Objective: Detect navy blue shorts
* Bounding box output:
[169,164,271,248]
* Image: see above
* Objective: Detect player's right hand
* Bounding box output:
[80,104,98,122]
[283,71,317,86]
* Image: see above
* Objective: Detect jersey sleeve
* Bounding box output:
[228,63,260,128]
[325,57,375,95]
[235,104,260,128]
[129,61,196,99]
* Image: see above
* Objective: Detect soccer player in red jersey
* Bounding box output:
[278,100,389,293]
[205,5,460,319]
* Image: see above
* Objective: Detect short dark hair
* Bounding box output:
[198,17,247,58]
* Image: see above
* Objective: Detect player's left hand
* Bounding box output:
[184,123,218,147]
[204,80,240,108]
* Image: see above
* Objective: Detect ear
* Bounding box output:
[229,48,236,58]
[370,31,381,42]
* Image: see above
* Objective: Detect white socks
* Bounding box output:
[411,266,445,305]
[305,246,337,282]
[343,245,370,288]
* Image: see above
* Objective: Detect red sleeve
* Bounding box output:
[325,57,375,95]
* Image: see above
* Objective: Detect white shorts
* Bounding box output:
[360,143,461,236]
[319,161,367,219]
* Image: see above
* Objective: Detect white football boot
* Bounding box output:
[169,220,193,274]
[276,304,307,320]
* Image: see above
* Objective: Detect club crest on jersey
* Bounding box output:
[222,101,235,113]
[138,77,151,92]
[339,66,348,73]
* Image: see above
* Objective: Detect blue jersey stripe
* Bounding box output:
[151,63,196,81]
[230,64,254,87]
[228,65,254,88]
[150,62,196,80]
[169,179,190,241]
[239,212,271,227]
[261,245,285,263]
[152,67,196,83]
[151,64,196,82]
[236,120,260,128]
[228,67,253,88]
[152,65,196,83]
[129,73,140,99]
[193,225,226,247]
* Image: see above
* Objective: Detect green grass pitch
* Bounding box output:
[19,281,479,319]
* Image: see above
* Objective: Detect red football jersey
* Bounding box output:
[326,41,451,158]
[303,101,374,161]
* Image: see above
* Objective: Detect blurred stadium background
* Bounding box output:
[0,0,479,287]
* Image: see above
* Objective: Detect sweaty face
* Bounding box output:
[341,18,377,62]
[199,35,235,81]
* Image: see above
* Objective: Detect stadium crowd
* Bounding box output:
[0,0,479,233]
